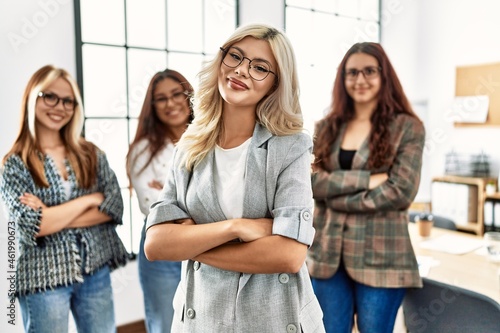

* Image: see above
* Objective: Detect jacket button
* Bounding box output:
[279,273,289,284]
[286,324,297,333]
[302,210,311,220]
[193,261,200,271]
[186,308,195,319]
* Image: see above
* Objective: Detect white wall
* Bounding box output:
[381,0,500,202]
[239,0,284,27]
[0,1,79,331]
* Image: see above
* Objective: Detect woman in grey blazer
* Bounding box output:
[144,23,325,333]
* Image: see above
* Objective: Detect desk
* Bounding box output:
[408,223,500,303]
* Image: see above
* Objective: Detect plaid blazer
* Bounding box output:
[307,113,424,288]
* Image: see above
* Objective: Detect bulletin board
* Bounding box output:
[455,62,500,127]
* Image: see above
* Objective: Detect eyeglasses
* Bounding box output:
[37,92,77,111]
[152,91,190,108]
[344,66,382,81]
[220,47,277,81]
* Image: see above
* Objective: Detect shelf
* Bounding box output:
[432,175,497,186]
[485,192,500,200]
[431,175,497,236]
[455,223,480,233]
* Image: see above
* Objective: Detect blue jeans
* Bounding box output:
[139,224,182,333]
[18,265,115,333]
[311,263,405,333]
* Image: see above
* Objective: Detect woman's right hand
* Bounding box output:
[235,218,273,242]
[87,192,105,207]
[369,173,388,189]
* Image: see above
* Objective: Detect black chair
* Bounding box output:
[408,212,457,231]
[403,278,500,333]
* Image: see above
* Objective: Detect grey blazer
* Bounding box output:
[147,124,325,333]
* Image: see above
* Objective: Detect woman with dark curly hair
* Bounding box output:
[308,42,425,333]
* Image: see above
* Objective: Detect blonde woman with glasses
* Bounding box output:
[126,68,194,333]
[144,24,325,333]
[0,65,128,333]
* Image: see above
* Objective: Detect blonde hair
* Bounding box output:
[177,23,303,171]
[3,65,98,188]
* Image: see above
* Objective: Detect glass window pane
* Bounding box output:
[204,0,237,52]
[129,192,145,254]
[116,189,133,253]
[82,45,127,117]
[126,0,166,49]
[286,0,312,9]
[359,0,380,21]
[168,52,205,92]
[354,19,380,43]
[286,3,381,136]
[77,0,237,254]
[286,8,315,68]
[337,0,358,17]
[80,0,125,45]
[129,119,139,143]
[312,0,336,13]
[167,0,203,52]
[85,119,129,187]
[127,49,167,118]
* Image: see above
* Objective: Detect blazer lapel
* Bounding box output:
[242,124,272,219]
[352,136,369,169]
[331,124,369,170]
[192,149,227,222]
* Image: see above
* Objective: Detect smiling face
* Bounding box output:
[35,77,75,134]
[344,52,382,109]
[153,77,191,130]
[218,36,278,110]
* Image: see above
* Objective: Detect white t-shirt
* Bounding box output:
[214,138,252,219]
[129,139,175,216]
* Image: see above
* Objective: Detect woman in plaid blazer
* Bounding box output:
[308,42,425,333]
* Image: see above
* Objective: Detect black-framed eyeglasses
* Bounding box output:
[152,91,190,108]
[344,66,382,81]
[37,91,77,111]
[220,47,277,81]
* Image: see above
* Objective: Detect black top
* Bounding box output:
[339,148,356,170]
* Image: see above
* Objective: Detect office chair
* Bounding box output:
[408,212,457,231]
[403,278,500,333]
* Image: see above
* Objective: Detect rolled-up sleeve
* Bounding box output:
[271,134,315,246]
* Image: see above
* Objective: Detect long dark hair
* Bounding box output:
[126,69,194,186]
[313,42,418,170]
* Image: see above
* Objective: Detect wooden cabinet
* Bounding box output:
[431,175,497,235]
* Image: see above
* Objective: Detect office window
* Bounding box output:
[285,0,381,134]
[75,0,237,254]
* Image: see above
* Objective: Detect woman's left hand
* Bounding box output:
[148,180,164,190]
[19,193,47,210]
